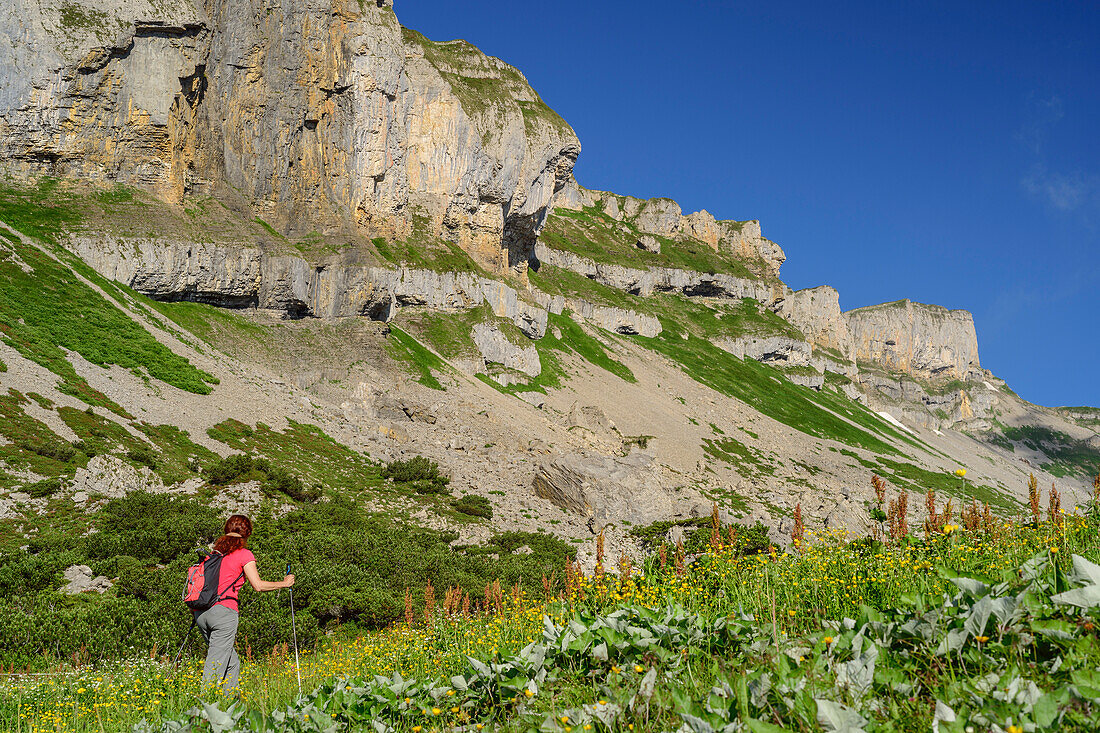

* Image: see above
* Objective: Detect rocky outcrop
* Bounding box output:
[532,453,677,528]
[566,404,616,434]
[471,323,540,377]
[66,233,550,335]
[529,289,661,338]
[0,0,579,275]
[780,369,825,389]
[777,286,854,360]
[845,300,980,380]
[60,565,113,595]
[0,0,207,190]
[534,243,778,304]
[565,301,661,338]
[70,455,165,502]
[856,371,1003,430]
[556,181,786,278]
[713,335,814,366]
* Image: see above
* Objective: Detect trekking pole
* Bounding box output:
[287,563,302,696]
[172,617,197,668]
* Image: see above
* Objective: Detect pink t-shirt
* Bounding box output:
[215,549,255,612]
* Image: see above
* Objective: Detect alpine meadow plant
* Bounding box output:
[7,510,1092,733]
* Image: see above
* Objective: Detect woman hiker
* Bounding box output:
[197,514,294,692]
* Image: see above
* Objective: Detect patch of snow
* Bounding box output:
[933,429,945,436]
[877,411,917,435]
[983,381,997,390]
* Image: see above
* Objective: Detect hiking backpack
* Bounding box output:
[182,552,243,611]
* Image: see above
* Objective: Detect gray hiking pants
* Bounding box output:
[195,604,240,692]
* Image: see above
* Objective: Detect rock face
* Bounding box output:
[845,300,980,380]
[0,0,579,275]
[534,242,779,304]
[70,455,165,500]
[471,323,541,378]
[556,181,786,278]
[778,286,854,360]
[714,336,814,366]
[67,233,551,334]
[0,0,996,436]
[60,565,113,594]
[532,453,677,528]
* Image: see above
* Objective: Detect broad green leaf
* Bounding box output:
[964,595,993,637]
[1033,693,1058,727]
[931,700,956,733]
[1031,619,1076,640]
[1067,555,1100,585]
[815,699,868,733]
[1071,669,1100,699]
[638,667,657,699]
[679,711,717,733]
[1052,585,1100,609]
[746,718,794,733]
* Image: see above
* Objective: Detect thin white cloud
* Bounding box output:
[1021,166,1090,211]
[1016,95,1098,221]
[1014,95,1063,155]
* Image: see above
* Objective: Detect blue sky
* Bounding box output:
[397,1,1100,408]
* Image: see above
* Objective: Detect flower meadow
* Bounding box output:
[4,506,1100,732]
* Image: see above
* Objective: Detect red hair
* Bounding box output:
[212,514,252,555]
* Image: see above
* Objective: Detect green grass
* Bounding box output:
[0,219,217,407]
[702,436,773,480]
[253,216,284,240]
[0,390,82,487]
[398,304,495,360]
[875,457,1016,512]
[0,178,81,245]
[637,329,903,454]
[207,419,385,496]
[132,423,219,484]
[1002,425,1100,478]
[484,312,636,396]
[371,228,489,274]
[143,296,268,347]
[386,326,448,390]
[549,312,635,383]
[58,405,145,458]
[528,262,643,311]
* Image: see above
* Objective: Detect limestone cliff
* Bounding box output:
[555,179,786,279]
[0,0,1001,432]
[0,0,579,275]
[845,299,980,381]
[776,286,853,360]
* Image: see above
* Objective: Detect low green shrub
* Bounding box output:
[203,454,319,501]
[0,494,574,669]
[382,455,450,493]
[630,517,774,556]
[20,440,76,463]
[453,494,493,519]
[126,446,158,470]
[24,478,62,498]
[84,492,221,565]
[204,454,263,485]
